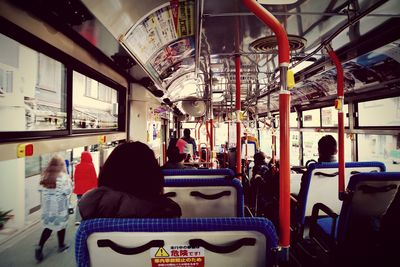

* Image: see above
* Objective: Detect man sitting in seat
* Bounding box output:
[162,138,196,169]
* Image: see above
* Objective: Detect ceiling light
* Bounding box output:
[291,61,314,74]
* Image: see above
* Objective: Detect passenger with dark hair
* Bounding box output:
[296,135,338,224]
[181,128,197,156]
[78,141,181,219]
[252,151,269,180]
[248,152,269,211]
[317,134,337,162]
[162,138,196,169]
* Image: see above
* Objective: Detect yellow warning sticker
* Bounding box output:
[155,247,170,257]
[150,245,205,267]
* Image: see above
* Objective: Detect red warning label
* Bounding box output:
[151,245,204,267]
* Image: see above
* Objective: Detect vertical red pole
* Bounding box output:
[279,91,291,250]
[210,118,214,156]
[327,46,345,200]
[271,133,276,162]
[235,55,242,179]
[243,0,291,256]
[162,141,166,165]
[227,122,230,148]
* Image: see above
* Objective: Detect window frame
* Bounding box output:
[0,16,127,142]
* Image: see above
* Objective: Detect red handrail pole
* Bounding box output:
[234,14,242,180]
[243,0,291,255]
[235,55,242,179]
[210,118,214,159]
[327,46,345,200]
[194,119,199,140]
[198,120,202,150]
[205,120,209,145]
[162,141,166,165]
[271,132,276,162]
[227,122,230,148]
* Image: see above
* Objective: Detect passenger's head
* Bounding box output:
[318,135,337,162]
[183,128,191,138]
[254,151,267,166]
[98,141,163,199]
[41,154,67,188]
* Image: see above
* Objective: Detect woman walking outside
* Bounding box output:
[35,155,72,262]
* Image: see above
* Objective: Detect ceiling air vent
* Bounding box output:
[250,34,306,52]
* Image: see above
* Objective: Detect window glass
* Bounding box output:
[290,112,298,128]
[72,71,118,129]
[290,131,300,166]
[303,132,352,164]
[274,130,301,166]
[25,156,41,177]
[302,109,320,127]
[358,96,400,126]
[358,134,400,171]
[321,105,349,127]
[0,33,66,131]
[214,123,228,148]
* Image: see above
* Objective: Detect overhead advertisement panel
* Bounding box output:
[122,0,195,87]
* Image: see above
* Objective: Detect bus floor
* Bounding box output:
[0,215,76,267]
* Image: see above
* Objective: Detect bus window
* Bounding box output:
[322,105,349,127]
[358,96,400,127]
[303,132,352,164]
[302,109,321,127]
[274,130,301,166]
[72,71,119,130]
[0,33,66,132]
[290,112,298,128]
[358,134,400,171]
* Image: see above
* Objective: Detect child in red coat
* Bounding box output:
[73,151,97,224]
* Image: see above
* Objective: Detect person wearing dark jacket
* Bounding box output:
[162,138,196,169]
[181,128,197,156]
[79,141,181,219]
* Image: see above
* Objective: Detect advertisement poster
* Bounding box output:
[288,42,400,107]
[150,37,195,77]
[124,0,194,65]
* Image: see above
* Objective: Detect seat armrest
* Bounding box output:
[310,203,338,242]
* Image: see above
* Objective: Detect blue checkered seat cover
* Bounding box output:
[164,178,244,217]
[313,172,400,247]
[76,217,278,267]
[297,161,386,226]
[162,168,235,179]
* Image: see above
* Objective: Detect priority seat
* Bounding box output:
[293,161,386,239]
[162,168,235,179]
[75,217,278,267]
[308,172,400,266]
[164,178,244,217]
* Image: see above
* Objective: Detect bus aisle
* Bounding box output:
[0,211,76,267]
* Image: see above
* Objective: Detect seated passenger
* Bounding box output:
[297,135,338,207]
[252,151,269,180]
[317,134,337,163]
[78,141,181,219]
[162,138,196,169]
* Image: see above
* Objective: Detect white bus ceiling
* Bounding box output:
[72,0,400,118]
